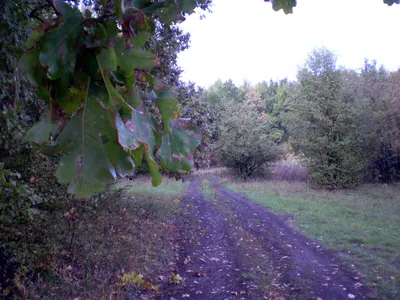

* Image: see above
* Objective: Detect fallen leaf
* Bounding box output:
[210,257,220,262]
[169,273,183,285]
[194,271,207,277]
[184,257,192,265]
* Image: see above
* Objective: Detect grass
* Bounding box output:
[118,176,188,198]
[225,180,400,299]
[198,178,216,198]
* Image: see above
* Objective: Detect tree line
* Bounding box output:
[206,48,400,188]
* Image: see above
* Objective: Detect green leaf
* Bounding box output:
[96,47,132,109]
[103,18,120,40]
[178,0,197,14]
[54,94,117,198]
[158,120,201,172]
[116,105,157,152]
[97,47,117,72]
[19,49,43,86]
[131,145,144,167]
[126,0,151,9]
[116,113,140,150]
[39,1,83,82]
[115,39,157,75]
[272,0,297,14]
[115,0,123,18]
[124,83,141,108]
[145,151,162,186]
[116,104,162,185]
[25,111,57,143]
[68,177,106,198]
[84,19,119,48]
[81,50,100,78]
[131,31,150,48]
[55,0,80,17]
[105,142,134,176]
[55,72,90,114]
[157,99,182,131]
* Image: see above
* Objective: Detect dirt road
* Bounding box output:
[159,179,374,300]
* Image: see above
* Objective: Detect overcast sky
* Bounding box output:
[177,0,400,87]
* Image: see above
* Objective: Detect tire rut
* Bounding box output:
[158,179,375,300]
[212,180,375,300]
[159,179,246,299]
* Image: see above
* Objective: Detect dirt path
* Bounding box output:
[159,179,375,300]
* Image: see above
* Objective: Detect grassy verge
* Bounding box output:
[27,177,188,299]
[225,180,400,299]
[118,176,188,198]
[198,178,216,199]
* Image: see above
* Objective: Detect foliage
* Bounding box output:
[116,272,158,291]
[204,79,249,146]
[14,181,179,298]
[173,82,216,168]
[219,90,282,178]
[287,48,364,188]
[0,0,204,295]
[255,79,293,143]
[206,79,246,111]
[0,153,73,297]
[146,24,190,87]
[19,0,205,198]
[1,2,71,295]
[358,61,400,183]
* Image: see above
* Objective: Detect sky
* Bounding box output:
[177,0,400,87]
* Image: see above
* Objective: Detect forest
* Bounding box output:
[1,0,399,299]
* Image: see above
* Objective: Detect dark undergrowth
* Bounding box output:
[1,177,188,299]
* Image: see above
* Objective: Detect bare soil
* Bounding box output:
[158,178,376,300]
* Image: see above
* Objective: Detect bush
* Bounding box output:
[219,90,282,178]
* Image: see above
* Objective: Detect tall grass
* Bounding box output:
[271,157,309,182]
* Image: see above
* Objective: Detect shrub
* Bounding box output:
[219,90,283,178]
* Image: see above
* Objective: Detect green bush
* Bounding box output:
[219,90,283,178]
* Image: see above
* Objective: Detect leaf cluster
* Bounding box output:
[20,0,204,197]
